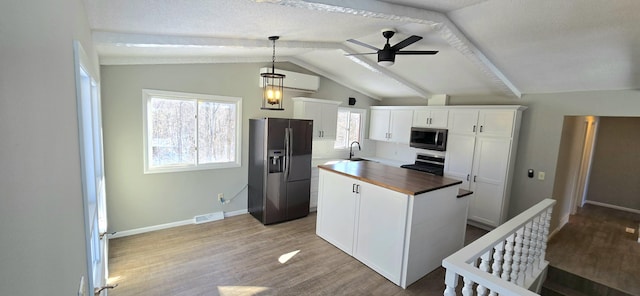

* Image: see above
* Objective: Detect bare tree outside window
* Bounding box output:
[334,108,364,149]
[143,89,241,173]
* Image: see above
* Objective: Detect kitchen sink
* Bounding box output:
[346,157,367,162]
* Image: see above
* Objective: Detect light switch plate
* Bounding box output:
[538,171,545,180]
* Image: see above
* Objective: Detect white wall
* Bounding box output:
[448,90,640,230]
[0,1,98,295]
[100,63,378,232]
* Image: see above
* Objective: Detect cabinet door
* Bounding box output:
[444,133,476,190]
[468,137,511,226]
[302,101,324,139]
[320,102,338,139]
[477,110,515,138]
[369,109,390,141]
[353,181,408,284]
[429,109,449,128]
[448,109,479,135]
[412,109,430,127]
[316,170,358,254]
[389,109,413,144]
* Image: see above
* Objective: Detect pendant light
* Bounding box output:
[260,36,286,110]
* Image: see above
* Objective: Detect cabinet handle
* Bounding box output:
[473,125,476,133]
[480,125,483,133]
[473,175,477,182]
[466,174,470,181]
[429,118,433,125]
[352,184,356,193]
[356,184,360,194]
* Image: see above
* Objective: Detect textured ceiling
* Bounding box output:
[86,0,640,101]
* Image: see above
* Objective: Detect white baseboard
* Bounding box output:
[584,200,640,215]
[549,214,570,240]
[110,208,249,239]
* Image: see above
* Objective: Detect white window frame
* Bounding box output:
[142,89,242,174]
[334,107,367,150]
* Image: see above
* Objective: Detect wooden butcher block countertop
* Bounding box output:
[318,161,462,196]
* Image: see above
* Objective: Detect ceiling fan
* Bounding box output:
[346,30,438,67]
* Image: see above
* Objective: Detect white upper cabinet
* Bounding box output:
[412,108,448,128]
[292,97,341,140]
[448,109,515,137]
[369,107,413,144]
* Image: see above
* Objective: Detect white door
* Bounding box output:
[316,170,359,255]
[74,41,110,295]
[389,109,413,144]
[369,109,391,141]
[477,110,515,137]
[448,109,479,135]
[353,181,407,284]
[469,137,511,226]
[444,133,476,190]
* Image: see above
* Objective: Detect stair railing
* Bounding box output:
[442,198,555,296]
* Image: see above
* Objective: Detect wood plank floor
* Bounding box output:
[108,213,487,296]
[545,204,640,295]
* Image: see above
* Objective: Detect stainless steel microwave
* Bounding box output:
[409,127,448,151]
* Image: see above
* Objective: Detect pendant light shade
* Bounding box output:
[261,36,286,110]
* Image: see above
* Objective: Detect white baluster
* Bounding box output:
[529,215,540,276]
[539,207,552,269]
[462,275,474,296]
[501,234,515,281]
[511,227,524,285]
[444,270,459,296]
[535,212,546,270]
[476,251,491,296]
[519,221,532,285]
[488,242,504,296]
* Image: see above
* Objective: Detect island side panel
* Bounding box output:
[401,185,469,288]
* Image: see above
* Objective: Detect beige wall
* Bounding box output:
[586,117,640,210]
[549,116,588,231]
[101,63,377,231]
[0,0,98,295]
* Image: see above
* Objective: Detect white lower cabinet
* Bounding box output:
[317,169,466,288]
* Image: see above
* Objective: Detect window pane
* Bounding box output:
[150,97,196,167]
[198,100,237,164]
[334,110,349,149]
[348,113,361,143]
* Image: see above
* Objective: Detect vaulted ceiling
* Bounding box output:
[86,0,640,101]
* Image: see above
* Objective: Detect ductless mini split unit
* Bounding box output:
[259,68,320,93]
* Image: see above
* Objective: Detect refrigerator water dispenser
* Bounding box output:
[268,150,284,173]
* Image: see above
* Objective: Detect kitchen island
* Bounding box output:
[316,161,469,288]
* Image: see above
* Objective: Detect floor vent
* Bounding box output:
[194,212,224,224]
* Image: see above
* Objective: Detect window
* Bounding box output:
[143,89,242,173]
[334,108,365,149]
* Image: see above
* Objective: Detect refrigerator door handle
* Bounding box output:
[285,127,293,179]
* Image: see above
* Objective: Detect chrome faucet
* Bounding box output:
[349,141,361,160]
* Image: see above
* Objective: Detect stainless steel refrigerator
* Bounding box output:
[248,118,313,225]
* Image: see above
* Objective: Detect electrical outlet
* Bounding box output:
[538,171,545,180]
[217,193,224,203]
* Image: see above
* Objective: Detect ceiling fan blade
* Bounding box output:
[391,35,423,51]
[346,39,380,51]
[344,52,377,56]
[395,50,439,55]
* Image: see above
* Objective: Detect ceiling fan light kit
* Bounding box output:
[347,30,438,67]
[261,36,286,111]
